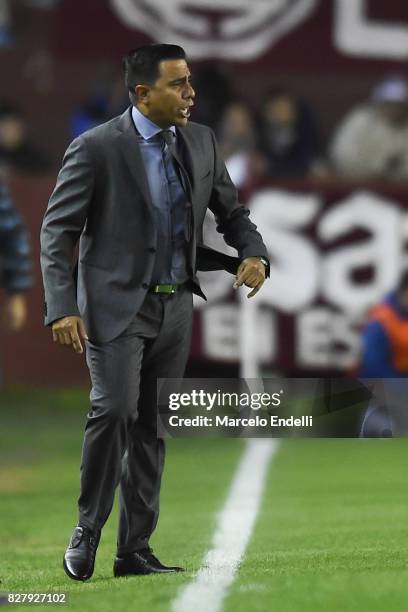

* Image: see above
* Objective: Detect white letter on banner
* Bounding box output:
[247,189,321,312]
[334,0,408,59]
[202,304,275,362]
[297,308,360,369]
[319,191,401,314]
[297,308,331,368]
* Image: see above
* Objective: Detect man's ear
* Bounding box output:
[135,84,150,102]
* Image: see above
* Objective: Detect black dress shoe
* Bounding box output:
[63,525,100,581]
[113,548,185,576]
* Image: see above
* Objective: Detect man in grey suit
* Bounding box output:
[40,44,269,581]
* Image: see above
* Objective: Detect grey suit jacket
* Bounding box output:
[40,107,269,343]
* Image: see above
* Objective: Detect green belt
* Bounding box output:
[150,283,180,294]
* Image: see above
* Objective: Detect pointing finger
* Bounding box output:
[247,280,264,298]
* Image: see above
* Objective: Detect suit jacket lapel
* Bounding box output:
[175,126,200,204]
[114,107,155,216]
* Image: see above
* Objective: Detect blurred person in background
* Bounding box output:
[358,272,408,437]
[188,63,233,130]
[0,102,52,174]
[0,180,33,368]
[0,0,60,48]
[359,271,408,378]
[330,76,408,180]
[70,72,128,139]
[0,0,13,47]
[216,102,265,192]
[256,88,324,178]
[70,96,109,140]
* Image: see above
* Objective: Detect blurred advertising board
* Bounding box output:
[192,182,408,374]
[4,178,408,382]
[55,1,408,72]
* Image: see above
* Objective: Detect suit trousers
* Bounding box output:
[77,285,193,554]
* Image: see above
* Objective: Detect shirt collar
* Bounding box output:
[131,105,176,140]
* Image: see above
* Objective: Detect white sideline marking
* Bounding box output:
[172,439,279,612]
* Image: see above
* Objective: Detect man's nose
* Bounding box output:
[184,83,195,99]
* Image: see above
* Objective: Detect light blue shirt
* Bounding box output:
[131,105,188,285]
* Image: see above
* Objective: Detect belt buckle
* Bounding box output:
[153,284,177,294]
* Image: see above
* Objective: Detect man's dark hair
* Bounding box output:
[123,44,186,102]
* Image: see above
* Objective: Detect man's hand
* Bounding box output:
[52,316,88,354]
[233,257,266,298]
[2,293,27,332]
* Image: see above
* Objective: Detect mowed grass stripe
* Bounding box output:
[0,388,244,612]
[224,439,408,612]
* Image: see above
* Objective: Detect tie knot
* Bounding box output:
[161,129,174,148]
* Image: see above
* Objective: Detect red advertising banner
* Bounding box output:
[3,177,408,384]
[54,0,408,73]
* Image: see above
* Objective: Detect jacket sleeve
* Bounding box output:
[207,128,269,274]
[40,136,94,325]
[0,183,33,293]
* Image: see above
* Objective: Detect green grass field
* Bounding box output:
[1,388,408,611]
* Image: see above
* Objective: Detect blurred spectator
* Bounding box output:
[71,96,112,139]
[0,0,13,47]
[359,271,408,378]
[358,271,408,437]
[216,102,263,190]
[330,76,408,180]
[256,89,324,178]
[0,102,52,174]
[189,64,233,131]
[0,180,33,339]
[0,0,60,49]
[70,74,128,139]
[22,49,55,95]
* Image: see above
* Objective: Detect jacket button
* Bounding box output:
[148,247,156,253]
[142,283,149,289]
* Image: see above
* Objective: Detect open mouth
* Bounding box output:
[179,103,193,119]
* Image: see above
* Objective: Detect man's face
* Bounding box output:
[264,95,297,127]
[136,59,195,128]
